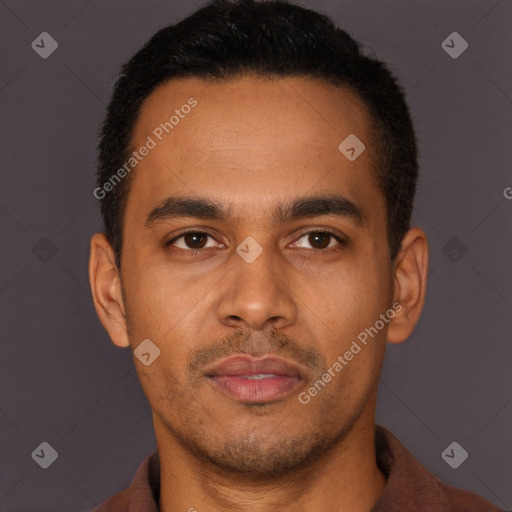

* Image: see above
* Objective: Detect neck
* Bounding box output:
[155,411,386,512]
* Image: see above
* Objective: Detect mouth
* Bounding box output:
[205,355,304,404]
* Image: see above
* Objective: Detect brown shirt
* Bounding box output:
[93,425,505,511]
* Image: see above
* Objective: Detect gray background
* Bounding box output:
[1,0,511,510]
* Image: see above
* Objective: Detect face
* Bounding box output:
[91,75,422,477]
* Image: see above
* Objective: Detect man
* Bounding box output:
[88,0,504,510]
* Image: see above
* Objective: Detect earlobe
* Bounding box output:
[386,227,429,345]
[88,233,130,348]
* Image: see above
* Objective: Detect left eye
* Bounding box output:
[291,231,344,250]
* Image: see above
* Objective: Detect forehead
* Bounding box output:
[126,75,384,226]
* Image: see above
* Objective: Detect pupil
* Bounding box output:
[185,233,206,249]
[310,232,330,249]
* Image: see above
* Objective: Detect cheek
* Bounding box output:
[126,272,198,375]
[307,276,388,412]
[320,255,390,334]
[123,261,204,338]
[135,363,192,425]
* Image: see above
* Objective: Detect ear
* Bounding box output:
[89,233,130,348]
[386,227,429,345]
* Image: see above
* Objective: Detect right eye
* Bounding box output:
[165,231,224,253]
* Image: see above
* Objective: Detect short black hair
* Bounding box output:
[97,0,418,268]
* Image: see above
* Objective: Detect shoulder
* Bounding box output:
[93,489,130,511]
[90,450,160,512]
[373,425,505,512]
[440,480,507,512]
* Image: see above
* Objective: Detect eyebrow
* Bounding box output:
[145,194,365,228]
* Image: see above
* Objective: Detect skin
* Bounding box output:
[89,75,428,512]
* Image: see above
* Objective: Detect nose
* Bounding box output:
[217,245,298,332]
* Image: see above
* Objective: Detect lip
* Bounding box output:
[205,356,304,404]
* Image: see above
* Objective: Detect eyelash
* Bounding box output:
[164,228,347,255]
